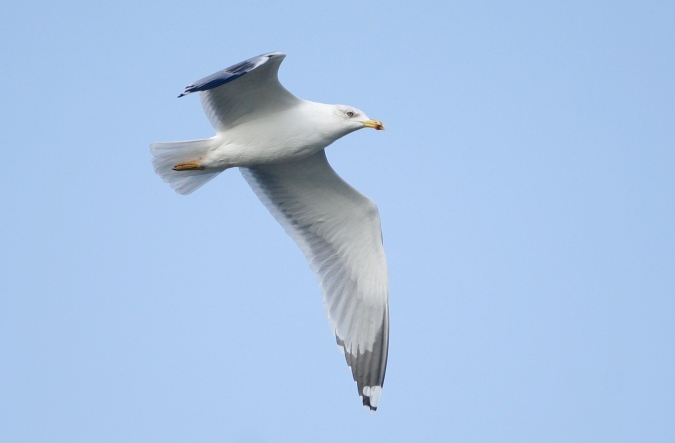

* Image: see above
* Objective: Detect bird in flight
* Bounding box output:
[150,52,389,410]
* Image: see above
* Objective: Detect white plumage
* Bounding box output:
[150,52,388,410]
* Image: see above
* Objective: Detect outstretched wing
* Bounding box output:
[179,52,300,131]
[241,150,389,410]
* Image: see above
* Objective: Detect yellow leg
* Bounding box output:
[173,161,205,171]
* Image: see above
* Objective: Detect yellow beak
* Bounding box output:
[361,119,385,130]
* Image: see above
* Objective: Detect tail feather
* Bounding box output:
[150,138,222,195]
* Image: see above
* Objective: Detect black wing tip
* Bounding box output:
[361,385,383,411]
[178,84,198,98]
[176,52,286,97]
[363,396,378,412]
[335,335,387,411]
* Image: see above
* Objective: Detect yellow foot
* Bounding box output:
[173,161,205,171]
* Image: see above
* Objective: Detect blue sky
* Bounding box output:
[1,1,674,441]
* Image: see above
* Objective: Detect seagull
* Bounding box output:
[150,52,389,410]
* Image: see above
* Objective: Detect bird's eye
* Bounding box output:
[346,111,355,117]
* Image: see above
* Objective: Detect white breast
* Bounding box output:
[201,101,342,168]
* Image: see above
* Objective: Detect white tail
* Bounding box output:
[150,138,223,195]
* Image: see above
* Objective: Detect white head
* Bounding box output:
[332,105,385,134]
[301,102,385,145]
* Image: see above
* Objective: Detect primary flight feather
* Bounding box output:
[150,52,389,410]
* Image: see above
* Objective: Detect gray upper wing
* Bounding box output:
[241,150,389,410]
[179,52,300,131]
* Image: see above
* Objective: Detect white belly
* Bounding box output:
[201,106,336,169]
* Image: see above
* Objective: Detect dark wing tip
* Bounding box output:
[361,385,383,411]
[362,388,381,411]
[176,52,286,97]
[337,332,387,411]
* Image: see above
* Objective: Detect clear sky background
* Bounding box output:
[1,1,673,442]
